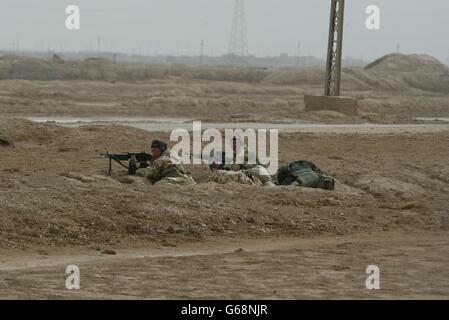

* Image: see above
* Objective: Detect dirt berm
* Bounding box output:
[1,118,448,250]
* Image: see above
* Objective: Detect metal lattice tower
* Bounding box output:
[228,0,248,57]
[324,0,345,96]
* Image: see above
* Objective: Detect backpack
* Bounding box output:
[277,160,335,190]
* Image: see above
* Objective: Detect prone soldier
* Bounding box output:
[138,140,196,185]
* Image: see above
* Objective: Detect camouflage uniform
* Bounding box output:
[140,148,196,185]
[213,146,275,186]
[206,169,260,185]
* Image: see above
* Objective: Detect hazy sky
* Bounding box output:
[1,0,448,63]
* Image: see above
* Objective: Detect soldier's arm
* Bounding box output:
[135,159,162,182]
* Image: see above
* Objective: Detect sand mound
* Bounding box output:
[354,174,427,200]
[365,53,449,74]
[1,53,449,94]
[262,68,324,85]
[0,55,79,80]
[0,55,268,82]
[0,55,139,81]
[0,117,64,145]
[261,55,449,93]
[360,54,449,93]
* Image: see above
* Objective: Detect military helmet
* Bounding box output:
[151,140,168,152]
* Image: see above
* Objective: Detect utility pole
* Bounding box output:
[324,0,345,96]
[97,36,101,54]
[297,40,302,67]
[305,0,357,116]
[200,40,205,65]
[229,0,248,59]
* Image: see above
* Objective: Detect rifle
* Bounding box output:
[190,151,231,171]
[101,152,152,175]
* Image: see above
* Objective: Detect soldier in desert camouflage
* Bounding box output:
[207,168,258,185]
[207,136,276,187]
[139,140,196,185]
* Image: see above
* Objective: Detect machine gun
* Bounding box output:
[101,152,152,175]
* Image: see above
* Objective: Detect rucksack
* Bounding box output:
[277,160,335,190]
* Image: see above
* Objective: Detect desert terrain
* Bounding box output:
[0,53,448,299]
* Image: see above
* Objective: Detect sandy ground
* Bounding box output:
[1,232,448,299]
[1,118,448,299]
[1,57,449,299]
[2,78,449,125]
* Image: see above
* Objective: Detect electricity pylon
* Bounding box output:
[228,0,248,58]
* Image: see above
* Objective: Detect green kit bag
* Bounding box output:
[277,160,335,190]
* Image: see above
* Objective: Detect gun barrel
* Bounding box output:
[100,152,152,175]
